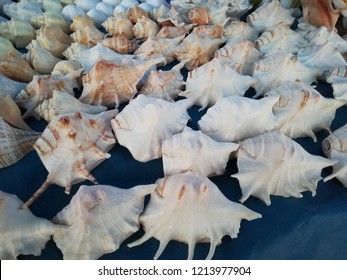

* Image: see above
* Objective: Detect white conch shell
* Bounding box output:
[0,20,36,48]
[0,37,23,60]
[162,127,239,177]
[0,191,59,259]
[30,12,70,33]
[102,12,135,39]
[35,90,107,122]
[80,57,164,108]
[21,110,118,209]
[156,23,195,38]
[198,95,279,143]
[128,171,262,260]
[181,58,257,109]
[255,23,308,55]
[51,60,83,77]
[62,42,89,61]
[157,5,186,27]
[40,0,63,13]
[70,13,96,32]
[0,117,40,169]
[111,95,191,162]
[232,131,337,205]
[132,16,160,39]
[0,74,27,100]
[149,4,169,22]
[247,0,295,32]
[99,34,137,54]
[95,2,114,17]
[222,20,259,42]
[74,0,100,12]
[61,4,85,21]
[70,25,105,48]
[325,66,347,102]
[266,80,344,142]
[125,5,149,23]
[3,0,42,22]
[322,123,347,187]
[35,24,72,45]
[188,2,228,25]
[52,184,155,259]
[214,40,262,75]
[15,69,83,119]
[0,95,31,131]
[138,60,186,101]
[219,0,253,19]
[87,8,108,28]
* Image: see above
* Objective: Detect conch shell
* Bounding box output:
[0,74,27,99]
[30,12,70,33]
[0,37,22,60]
[162,127,239,177]
[21,110,118,209]
[111,95,191,162]
[52,184,155,259]
[222,20,259,42]
[0,117,41,169]
[128,171,262,260]
[325,66,347,102]
[102,12,135,39]
[132,16,160,39]
[51,60,83,77]
[99,34,137,54]
[0,19,36,48]
[0,191,59,259]
[70,25,105,48]
[232,131,337,205]
[62,42,89,60]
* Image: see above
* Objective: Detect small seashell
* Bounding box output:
[0,37,22,60]
[15,69,83,118]
[35,24,73,45]
[181,58,257,109]
[156,23,195,38]
[222,20,259,42]
[0,95,32,131]
[232,131,337,205]
[51,60,83,77]
[70,25,105,48]
[266,80,344,142]
[0,117,41,169]
[0,19,36,48]
[80,57,164,107]
[30,12,70,33]
[322,123,347,187]
[87,8,108,28]
[61,4,85,22]
[70,13,96,32]
[132,15,159,39]
[35,90,107,122]
[0,190,59,259]
[21,110,118,209]
[0,74,27,100]
[3,0,42,22]
[52,183,155,259]
[128,171,262,260]
[26,34,70,59]
[111,95,191,162]
[149,4,169,22]
[162,127,239,177]
[198,95,279,143]
[126,5,149,24]
[74,0,101,12]
[102,12,134,39]
[99,34,137,54]
[62,42,89,60]
[0,51,40,83]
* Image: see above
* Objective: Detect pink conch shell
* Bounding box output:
[198,95,279,143]
[52,184,155,259]
[162,127,239,177]
[0,191,59,259]
[79,57,165,108]
[21,110,118,209]
[0,117,40,169]
[111,95,191,162]
[232,131,337,205]
[322,123,347,187]
[128,171,262,260]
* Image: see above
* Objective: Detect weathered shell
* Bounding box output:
[181,58,257,109]
[162,127,239,177]
[232,131,337,205]
[0,20,36,48]
[266,80,344,142]
[70,13,96,32]
[188,3,228,25]
[3,0,42,22]
[62,42,89,60]
[149,3,169,22]
[126,5,149,23]
[247,0,295,32]
[132,16,159,39]
[80,57,164,107]
[15,69,83,119]
[198,95,279,143]
[21,110,118,209]
[156,23,195,38]
[35,90,107,122]
[0,95,31,131]
[30,12,70,33]
[27,34,70,59]
[138,60,186,101]
[52,184,155,259]
[99,34,137,54]
[22,46,61,75]
[0,51,40,83]
[70,25,105,48]
[128,171,262,260]
[0,37,22,60]
[61,4,85,22]
[214,40,262,75]
[255,23,308,55]
[322,123,347,187]
[0,117,41,169]
[0,191,59,259]
[325,66,347,102]
[102,13,135,39]
[222,20,259,42]
[111,95,191,162]
[51,60,83,77]
[0,74,27,99]
[35,24,72,45]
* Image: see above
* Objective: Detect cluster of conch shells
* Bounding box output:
[1,0,347,261]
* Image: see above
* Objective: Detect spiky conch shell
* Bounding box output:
[30,32,71,59]
[111,95,192,162]
[125,5,149,24]
[132,16,160,39]
[222,20,259,42]
[62,42,89,60]
[70,13,95,32]
[0,191,60,259]
[162,127,239,177]
[99,33,137,54]
[322,123,347,187]
[128,171,262,260]
[79,57,165,108]
[101,12,135,39]
[265,80,344,142]
[21,110,118,209]
[156,23,195,38]
[52,184,155,259]
[232,131,337,205]
[51,60,83,77]
[0,117,41,169]
[70,25,105,48]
